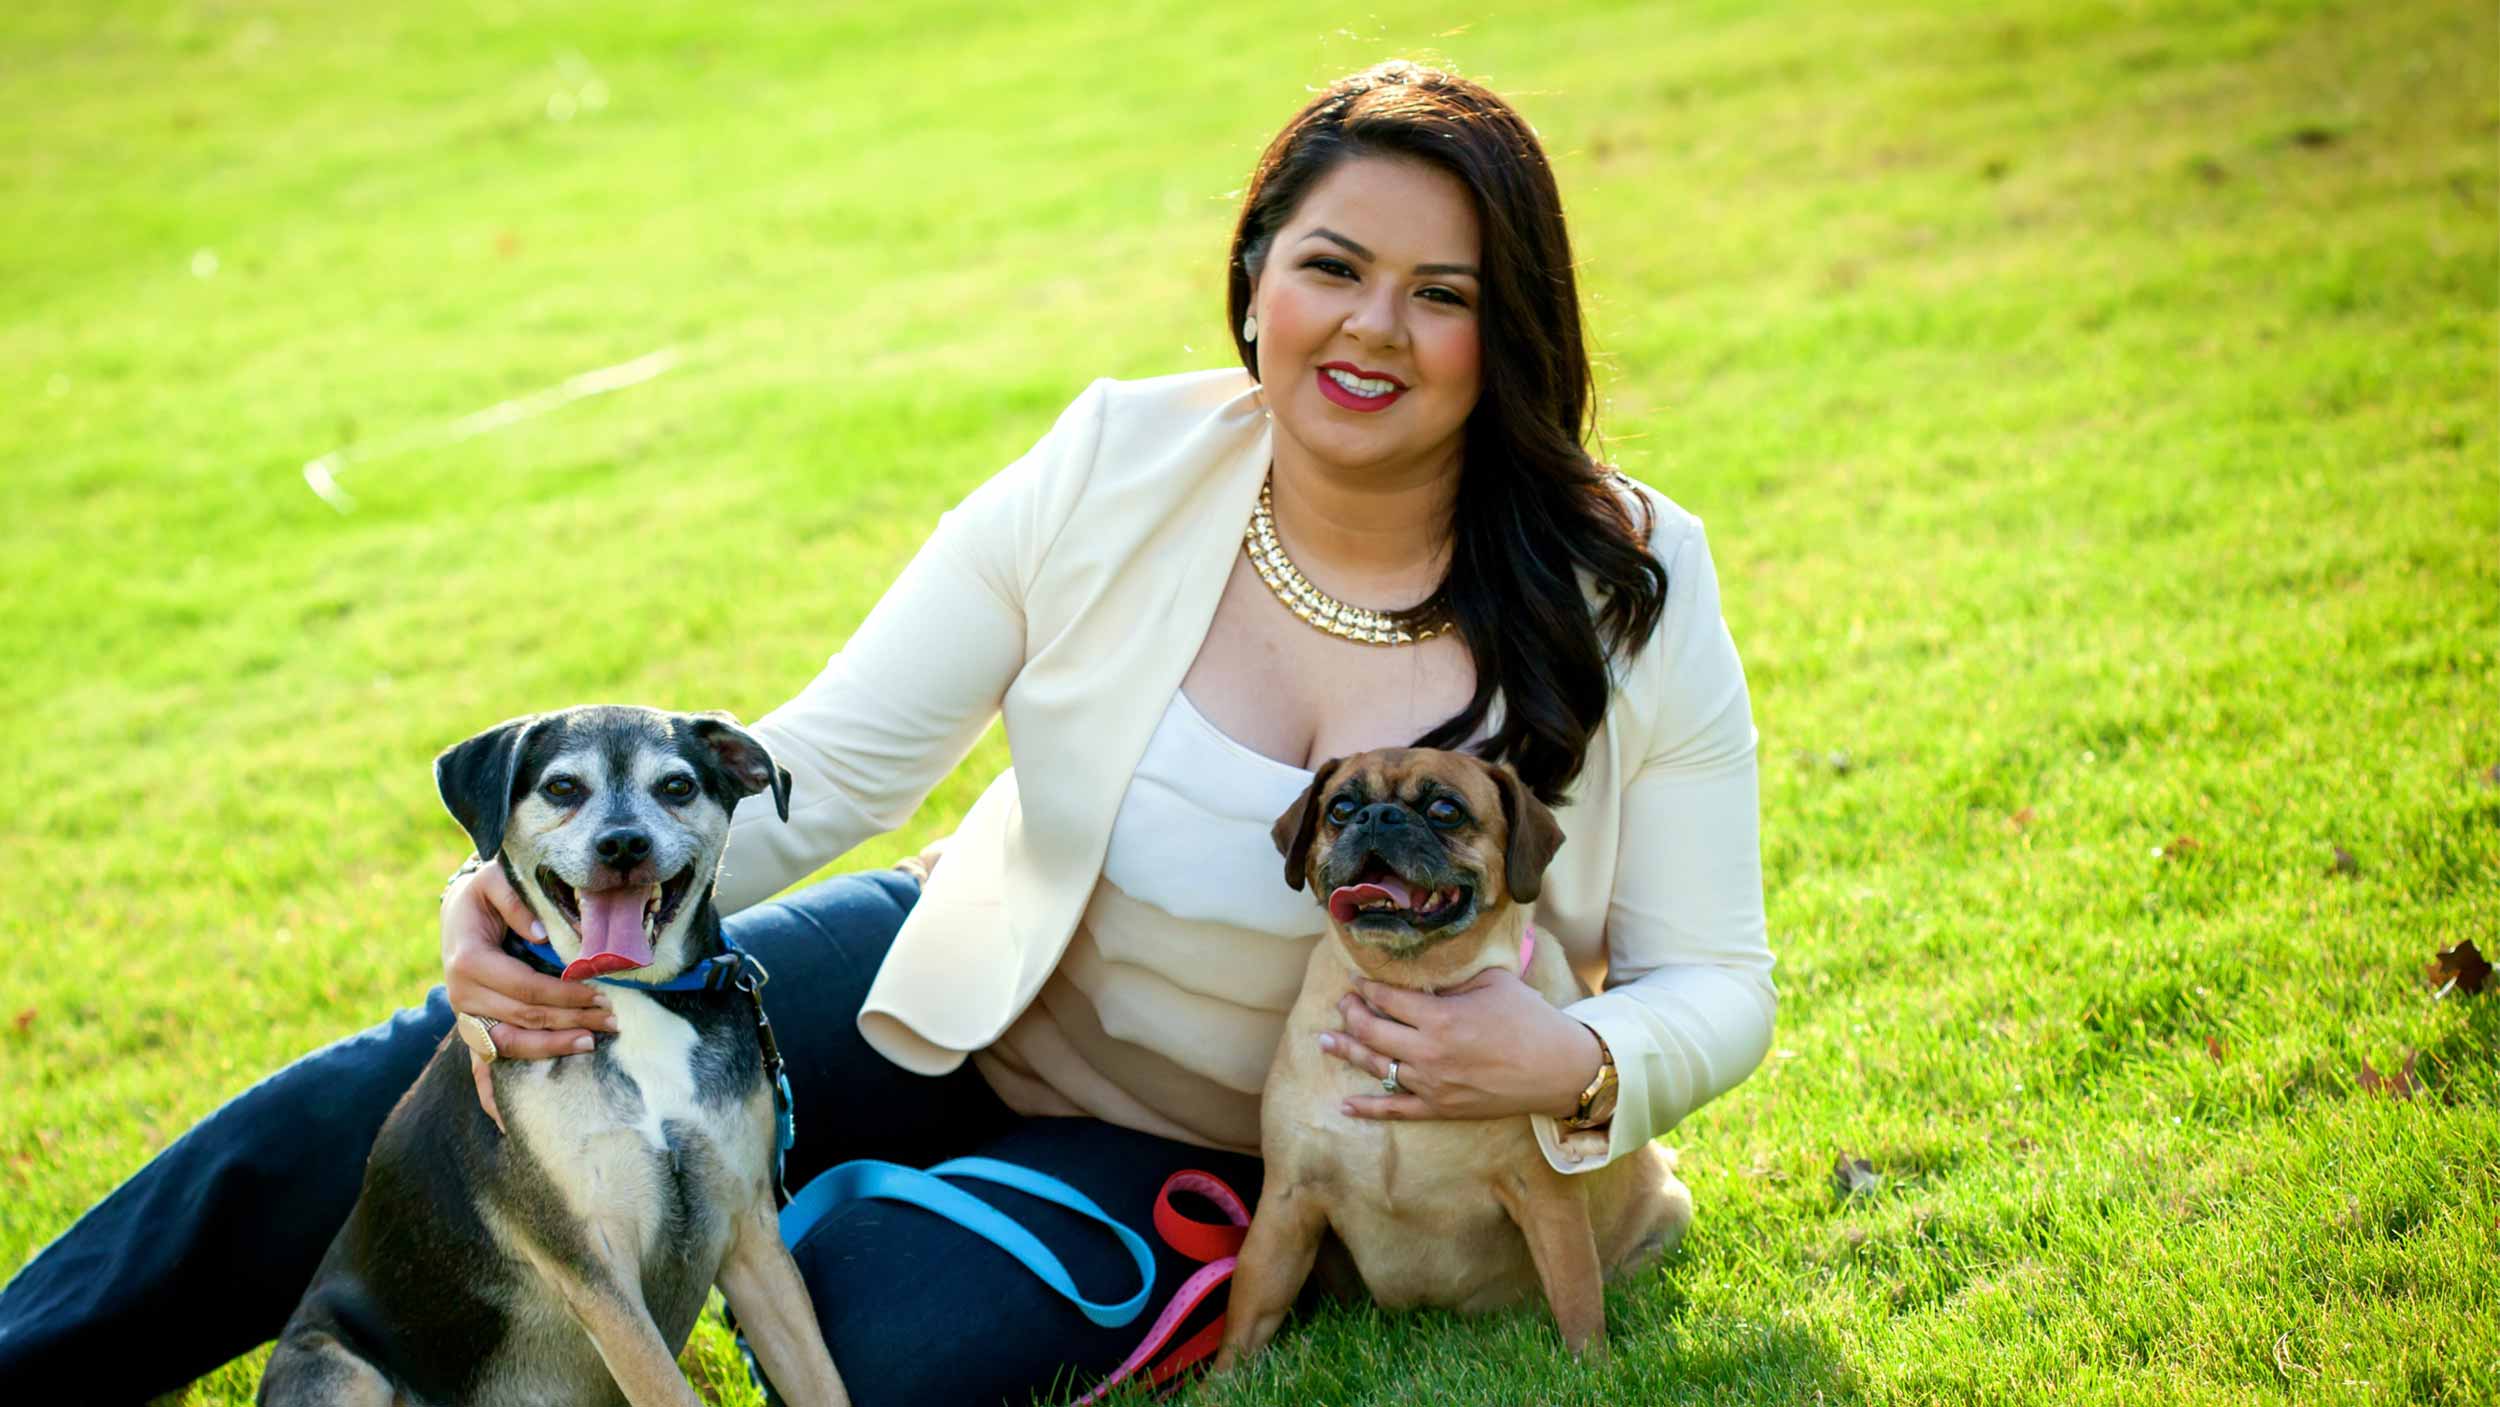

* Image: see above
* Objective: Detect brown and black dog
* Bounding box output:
[1218,747,1690,1367]
[260,706,848,1407]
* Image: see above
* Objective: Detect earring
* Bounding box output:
[1240,312,1258,343]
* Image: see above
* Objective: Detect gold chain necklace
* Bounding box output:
[1243,475,1454,646]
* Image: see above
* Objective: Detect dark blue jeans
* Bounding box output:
[0,871,1263,1406]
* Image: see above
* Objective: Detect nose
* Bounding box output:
[594,827,651,869]
[1355,802,1411,830]
[1342,283,1404,350]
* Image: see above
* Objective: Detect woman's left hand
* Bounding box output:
[1324,970,1602,1122]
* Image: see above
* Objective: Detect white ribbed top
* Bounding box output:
[973,689,1323,1151]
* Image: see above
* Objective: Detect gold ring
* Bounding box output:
[457,1012,504,1064]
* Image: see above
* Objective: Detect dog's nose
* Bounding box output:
[1355,802,1410,829]
[594,828,652,868]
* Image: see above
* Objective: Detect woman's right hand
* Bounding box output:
[442,862,618,1128]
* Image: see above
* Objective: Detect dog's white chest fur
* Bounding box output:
[600,989,705,1145]
[499,989,768,1254]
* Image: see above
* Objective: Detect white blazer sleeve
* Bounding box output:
[713,381,1110,913]
[1536,514,1778,1172]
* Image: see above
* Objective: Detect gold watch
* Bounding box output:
[1564,1024,1618,1130]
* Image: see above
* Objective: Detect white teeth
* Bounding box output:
[1325,368,1398,398]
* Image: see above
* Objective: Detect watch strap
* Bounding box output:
[1564,1024,1617,1130]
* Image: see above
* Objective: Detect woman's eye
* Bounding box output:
[1419,286,1469,307]
[1326,795,1359,825]
[1425,797,1466,826]
[658,776,696,802]
[1305,256,1356,280]
[542,777,583,803]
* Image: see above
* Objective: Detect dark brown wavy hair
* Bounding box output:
[1227,61,1667,805]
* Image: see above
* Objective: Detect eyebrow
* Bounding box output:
[1305,227,1481,279]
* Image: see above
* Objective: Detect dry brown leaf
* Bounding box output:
[2153,835,2201,861]
[2006,806,2036,831]
[2357,1051,2420,1101]
[2204,1035,2226,1065]
[2328,845,2358,876]
[2426,939,2491,997]
[10,1008,30,1036]
[1832,1153,1881,1197]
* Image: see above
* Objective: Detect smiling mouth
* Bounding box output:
[1316,366,1405,411]
[536,865,695,978]
[1327,857,1471,929]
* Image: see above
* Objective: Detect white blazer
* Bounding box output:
[719,368,1776,1170]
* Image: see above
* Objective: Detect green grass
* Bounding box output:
[3,0,2494,1402]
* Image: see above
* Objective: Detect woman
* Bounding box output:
[0,61,1773,1405]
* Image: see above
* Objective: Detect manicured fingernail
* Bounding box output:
[591,991,613,1009]
[1340,1102,1358,1117]
[600,1014,621,1031]
[571,1035,594,1052]
[530,922,547,940]
[1317,1033,1337,1053]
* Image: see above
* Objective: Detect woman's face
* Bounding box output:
[1249,154,1483,483]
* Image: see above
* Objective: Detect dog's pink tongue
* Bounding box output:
[564,887,652,982]
[1328,875,1419,924]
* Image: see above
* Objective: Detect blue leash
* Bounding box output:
[779,1157,1156,1329]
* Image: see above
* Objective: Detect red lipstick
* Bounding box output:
[1315,362,1407,412]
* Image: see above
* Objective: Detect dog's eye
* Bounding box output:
[658,775,697,802]
[541,776,583,803]
[1425,796,1467,827]
[1325,794,1359,826]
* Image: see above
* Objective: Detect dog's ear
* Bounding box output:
[435,715,545,862]
[1489,762,1566,905]
[690,712,792,822]
[1270,756,1347,893]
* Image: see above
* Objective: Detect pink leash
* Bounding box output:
[1075,1170,1249,1403]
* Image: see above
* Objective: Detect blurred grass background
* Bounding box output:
[2,0,2494,1403]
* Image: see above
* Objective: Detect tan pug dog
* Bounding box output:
[1217,748,1691,1367]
